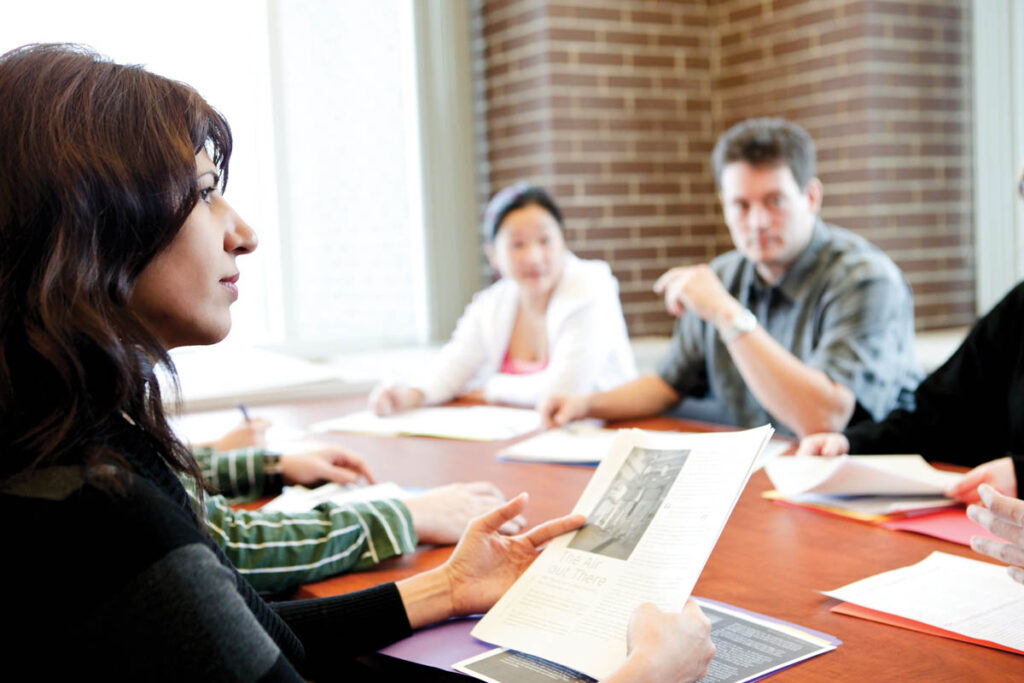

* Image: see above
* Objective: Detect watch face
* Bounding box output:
[734,309,757,333]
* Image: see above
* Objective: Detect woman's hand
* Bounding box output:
[946,456,1016,503]
[404,482,524,545]
[607,600,716,683]
[796,432,849,456]
[968,483,1024,584]
[444,494,585,617]
[397,494,584,629]
[368,384,425,416]
[280,445,375,486]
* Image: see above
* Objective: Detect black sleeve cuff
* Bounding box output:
[1012,453,1024,499]
[271,583,412,676]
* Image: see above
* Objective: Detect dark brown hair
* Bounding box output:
[0,44,232,486]
[711,117,816,190]
[483,183,564,242]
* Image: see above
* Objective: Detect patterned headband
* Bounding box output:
[481,181,531,242]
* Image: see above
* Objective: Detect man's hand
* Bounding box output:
[653,264,741,322]
[968,483,1024,585]
[797,432,851,456]
[280,446,376,486]
[537,393,591,428]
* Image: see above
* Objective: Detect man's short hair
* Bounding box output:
[712,117,816,190]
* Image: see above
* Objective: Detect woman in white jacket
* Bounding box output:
[371,184,637,414]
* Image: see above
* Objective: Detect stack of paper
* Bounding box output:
[311,406,542,442]
[824,551,1024,654]
[764,454,962,518]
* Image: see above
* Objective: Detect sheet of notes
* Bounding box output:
[823,551,1024,651]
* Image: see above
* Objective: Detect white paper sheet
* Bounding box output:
[823,551,1024,651]
[497,424,619,464]
[261,481,409,513]
[311,406,542,441]
[499,427,790,469]
[472,425,773,680]
[765,454,962,497]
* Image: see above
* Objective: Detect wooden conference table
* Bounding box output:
[203,394,1018,679]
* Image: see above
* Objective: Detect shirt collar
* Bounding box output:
[743,218,828,302]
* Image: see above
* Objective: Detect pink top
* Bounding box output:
[500,350,549,375]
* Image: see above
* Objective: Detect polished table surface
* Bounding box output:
[192,395,1019,680]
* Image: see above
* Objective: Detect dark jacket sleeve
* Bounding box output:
[844,282,1024,494]
[272,582,413,677]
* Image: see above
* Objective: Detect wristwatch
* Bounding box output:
[719,307,757,343]
[262,451,285,491]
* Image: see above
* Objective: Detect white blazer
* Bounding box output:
[413,253,637,407]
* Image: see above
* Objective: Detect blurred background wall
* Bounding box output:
[472,0,972,334]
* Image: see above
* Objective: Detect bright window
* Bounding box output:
[1,0,429,353]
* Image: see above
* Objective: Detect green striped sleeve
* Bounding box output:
[192,446,280,500]
[200,491,418,593]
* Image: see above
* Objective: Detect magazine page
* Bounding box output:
[472,425,773,680]
[456,598,837,683]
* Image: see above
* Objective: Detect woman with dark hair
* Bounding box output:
[0,45,714,681]
[370,182,637,415]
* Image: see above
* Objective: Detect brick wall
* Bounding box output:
[712,0,973,329]
[474,0,972,333]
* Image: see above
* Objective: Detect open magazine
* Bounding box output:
[471,425,774,680]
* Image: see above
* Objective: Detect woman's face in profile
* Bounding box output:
[489,204,567,298]
[130,151,257,349]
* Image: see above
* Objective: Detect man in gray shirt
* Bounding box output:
[540,118,921,437]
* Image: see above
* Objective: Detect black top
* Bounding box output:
[1,420,412,681]
[844,281,1024,495]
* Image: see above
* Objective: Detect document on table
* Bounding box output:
[823,551,1024,652]
[471,425,774,680]
[879,507,1000,546]
[779,491,957,517]
[310,406,542,441]
[765,454,962,497]
[499,426,792,468]
[455,598,837,683]
[497,423,618,464]
[261,481,410,513]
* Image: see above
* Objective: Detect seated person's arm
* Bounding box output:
[192,423,525,592]
[656,264,856,437]
[196,482,417,593]
[540,374,681,427]
[724,325,855,437]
